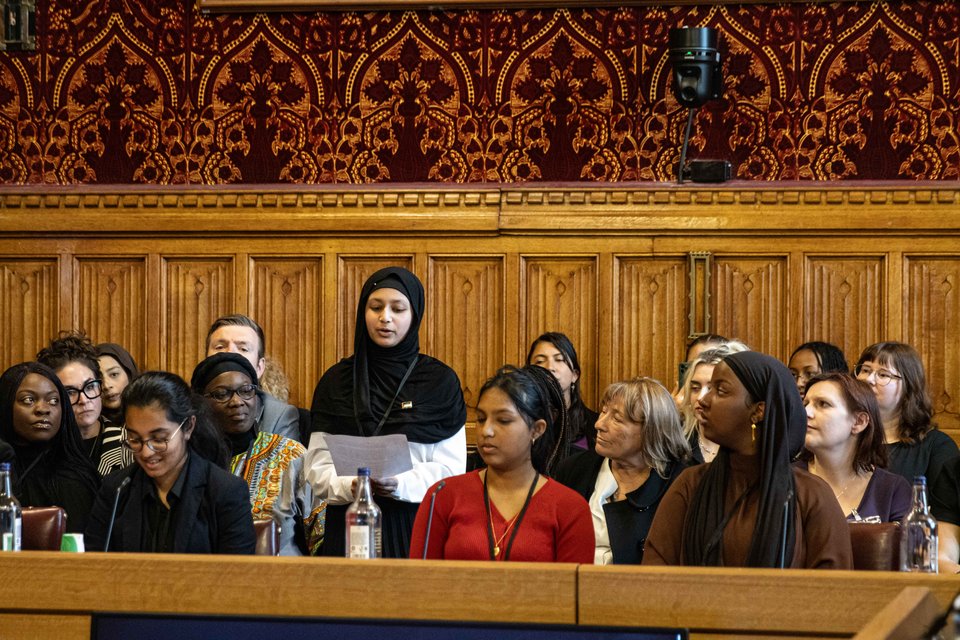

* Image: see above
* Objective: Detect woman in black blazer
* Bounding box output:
[85,372,255,554]
[555,377,693,564]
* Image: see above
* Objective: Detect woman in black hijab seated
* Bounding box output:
[306,267,467,558]
[0,362,100,533]
[643,351,852,569]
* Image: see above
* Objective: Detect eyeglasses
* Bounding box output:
[854,364,903,387]
[204,383,258,404]
[65,379,102,405]
[121,418,187,453]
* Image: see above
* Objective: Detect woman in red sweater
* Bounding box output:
[410,366,594,562]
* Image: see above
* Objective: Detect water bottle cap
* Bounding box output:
[357,467,371,477]
[0,462,8,472]
[914,475,927,485]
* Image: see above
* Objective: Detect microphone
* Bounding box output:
[104,475,132,552]
[421,480,446,560]
[778,489,795,569]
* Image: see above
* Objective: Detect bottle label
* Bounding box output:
[348,525,371,559]
[2,517,19,551]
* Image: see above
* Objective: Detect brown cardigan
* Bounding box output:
[643,453,853,569]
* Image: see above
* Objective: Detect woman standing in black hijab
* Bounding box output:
[643,351,852,569]
[306,267,467,557]
[0,362,100,533]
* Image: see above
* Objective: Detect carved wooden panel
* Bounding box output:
[162,258,235,379]
[250,258,323,409]
[427,257,504,417]
[712,257,787,359]
[904,257,960,432]
[522,257,598,406]
[0,259,59,369]
[614,256,689,390]
[336,257,415,361]
[805,256,885,366]
[75,258,147,367]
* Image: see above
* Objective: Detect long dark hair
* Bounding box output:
[122,372,229,468]
[478,366,569,475]
[682,351,804,568]
[0,362,100,494]
[526,332,591,446]
[801,373,887,473]
[856,342,934,443]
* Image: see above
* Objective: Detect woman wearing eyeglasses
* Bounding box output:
[0,362,100,533]
[854,342,959,487]
[191,353,325,555]
[37,331,133,476]
[84,371,256,553]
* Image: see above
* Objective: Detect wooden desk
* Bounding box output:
[1,553,957,640]
[578,565,960,639]
[0,553,578,639]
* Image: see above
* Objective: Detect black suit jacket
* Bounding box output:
[85,453,255,554]
[554,448,692,564]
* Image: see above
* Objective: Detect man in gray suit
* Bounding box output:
[205,314,299,441]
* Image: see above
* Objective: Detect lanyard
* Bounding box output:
[369,356,418,436]
[483,470,539,561]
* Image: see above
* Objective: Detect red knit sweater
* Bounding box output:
[409,470,594,563]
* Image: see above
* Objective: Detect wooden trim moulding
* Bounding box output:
[1,182,958,236]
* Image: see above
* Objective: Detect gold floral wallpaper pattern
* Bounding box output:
[0,1,957,184]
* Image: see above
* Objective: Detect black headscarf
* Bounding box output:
[311,267,466,444]
[95,343,140,379]
[682,351,804,568]
[0,362,100,529]
[190,352,259,391]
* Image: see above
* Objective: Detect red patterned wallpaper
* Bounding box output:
[0,1,957,184]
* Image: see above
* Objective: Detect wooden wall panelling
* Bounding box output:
[804,255,885,366]
[712,256,788,359]
[0,259,60,369]
[503,253,522,370]
[336,256,416,363]
[903,256,960,435]
[145,253,163,371]
[74,258,148,368]
[521,257,599,408]
[161,257,235,381]
[249,257,324,409]
[612,255,689,391]
[427,256,505,422]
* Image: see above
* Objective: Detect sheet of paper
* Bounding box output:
[325,433,413,478]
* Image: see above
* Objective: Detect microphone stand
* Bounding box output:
[677,107,697,185]
[104,476,131,552]
[778,489,794,569]
[422,481,446,560]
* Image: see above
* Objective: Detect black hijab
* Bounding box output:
[191,352,259,391]
[311,267,465,444]
[0,362,100,528]
[191,353,261,456]
[95,343,140,379]
[682,351,804,568]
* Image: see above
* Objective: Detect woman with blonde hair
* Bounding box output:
[555,377,693,564]
[678,342,749,463]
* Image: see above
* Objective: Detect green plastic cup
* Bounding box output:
[61,533,85,552]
